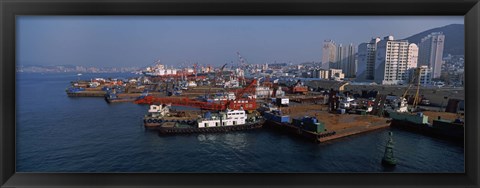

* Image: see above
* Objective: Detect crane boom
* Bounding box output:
[134,79,257,111]
[401,67,422,110]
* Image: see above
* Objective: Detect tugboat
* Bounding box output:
[382,131,397,166]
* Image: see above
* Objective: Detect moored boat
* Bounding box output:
[389,111,464,143]
[157,109,264,134]
[143,104,199,130]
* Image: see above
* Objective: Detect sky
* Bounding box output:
[17,16,463,68]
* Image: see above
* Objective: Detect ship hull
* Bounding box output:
[157,121,264,134]
[105,97,137,103]
[143,118,197,130]
[390,119,464,144]
[263,120,336,143]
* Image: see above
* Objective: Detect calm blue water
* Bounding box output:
[16,73,464,172]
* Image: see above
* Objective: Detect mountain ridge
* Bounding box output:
[403,24,464,56]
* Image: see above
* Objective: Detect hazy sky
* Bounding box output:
[17,16,463,68]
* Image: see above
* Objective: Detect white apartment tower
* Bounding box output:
[321,40,336,70]
[418,32,445,79]
[357,37,381,81]
[374,36,410,85]
[407,43,419,69]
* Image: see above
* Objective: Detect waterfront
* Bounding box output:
[16,73,464,172]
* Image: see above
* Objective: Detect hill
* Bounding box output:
[403,24,464,56]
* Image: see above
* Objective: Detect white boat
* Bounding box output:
[197,109,247,128]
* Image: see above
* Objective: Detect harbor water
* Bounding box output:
[16,73,464,172]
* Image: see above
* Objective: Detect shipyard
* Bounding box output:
[64,58,465,144]
[15,16,467,173]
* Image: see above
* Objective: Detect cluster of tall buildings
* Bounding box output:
[320,32,445,85]
[321,40,356,78]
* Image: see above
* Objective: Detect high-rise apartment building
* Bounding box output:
[321,40,336,70]
[343,44,356,78]
[374,36,410,85]
[322,40,356,78]
[418,32,445,79]
[332,43,356,78]
[357,37,381,81]
[407,43,419,69]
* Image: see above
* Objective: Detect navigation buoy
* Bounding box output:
[382,131,397,166]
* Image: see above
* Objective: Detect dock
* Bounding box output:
[67,91,106,97]
[264,104,390,143]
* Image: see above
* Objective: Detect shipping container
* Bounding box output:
[264,111,290,123]
[292,116,326,133]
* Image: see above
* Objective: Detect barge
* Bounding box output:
[66,87,107,97]
[389,111,464,143]
[263,110,336,143]
[105,92,142,103]
[263,109,390,143]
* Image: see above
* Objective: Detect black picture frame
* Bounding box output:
[1,0,479,187]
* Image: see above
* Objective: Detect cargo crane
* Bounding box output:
[220,78,257,112]
[401,67,422,110]
[134,79,258,111]
[412,69,422,109]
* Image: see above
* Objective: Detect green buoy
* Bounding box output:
[382,131,397,166]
